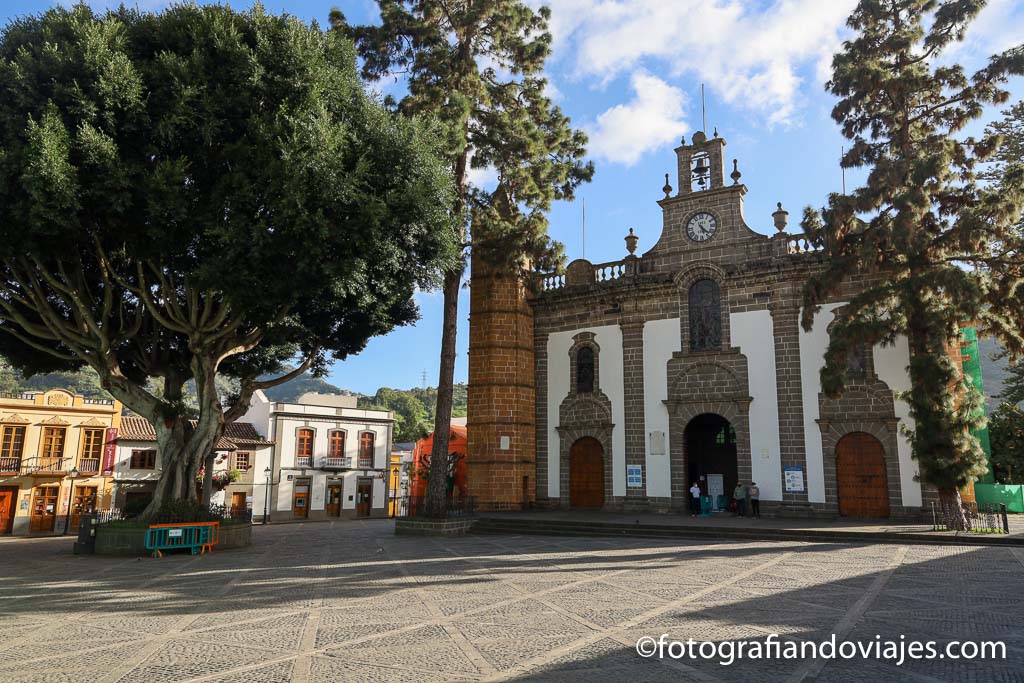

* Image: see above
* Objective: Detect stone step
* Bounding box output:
[472,517,1024,547]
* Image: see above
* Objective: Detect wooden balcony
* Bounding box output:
[77,458,100,474]
[0,456,20,475]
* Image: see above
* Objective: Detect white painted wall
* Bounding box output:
[874,335,921,506]
[798,303,845,504]
[546,324,626,499]
[642,318,680,498]
[730,310,783,501]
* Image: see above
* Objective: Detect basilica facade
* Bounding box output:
[466,131,936,519]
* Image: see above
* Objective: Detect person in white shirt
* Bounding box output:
[689,482,702,517]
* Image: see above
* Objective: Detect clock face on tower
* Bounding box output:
[686,212,718,242]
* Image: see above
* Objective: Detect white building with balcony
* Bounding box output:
[245,392,394,522]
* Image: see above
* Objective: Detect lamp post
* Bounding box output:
[390,466,400,518]
[62,466,79,536]
[262,466,272,525]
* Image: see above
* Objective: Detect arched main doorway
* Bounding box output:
[684,414,738,508]
[569,437,604,508]
[836,432,890,518]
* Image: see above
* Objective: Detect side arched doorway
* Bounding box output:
[684,414,737,508]
[569,437,604,508]
[836,432,890,518]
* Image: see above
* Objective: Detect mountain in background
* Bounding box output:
[0,358,466,442]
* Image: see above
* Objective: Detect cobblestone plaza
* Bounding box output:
[1,521,1022,682]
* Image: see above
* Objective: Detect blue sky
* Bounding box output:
[2,1,1022,395]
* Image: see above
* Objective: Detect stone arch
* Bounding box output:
[674,262,730,352]
[668,360,745,402]
[665,398,752,509]
[568,332,601,396]
[818,419,902,516]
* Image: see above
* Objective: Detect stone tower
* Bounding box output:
[466,249,537,510]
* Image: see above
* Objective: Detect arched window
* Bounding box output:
[358,432,375,467]
[689,279,722,351]
[846,343,868,379]
[328,430,346,459]
[576,346,595,393]
[296,428,314,464]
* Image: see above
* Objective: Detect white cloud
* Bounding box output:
[586,70,688,165]
[534,0,858,127]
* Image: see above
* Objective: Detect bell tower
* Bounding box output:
[465,197,537,511]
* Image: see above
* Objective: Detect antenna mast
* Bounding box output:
[701,83,707,132]
[582,197,586,260]
[840,146,846,195]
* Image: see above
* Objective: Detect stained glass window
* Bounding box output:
[576,346,595,393]
[689,279,721,351]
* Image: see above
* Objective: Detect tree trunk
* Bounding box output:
[938,487,970,531]
[426,267,463,517]
[201,450,216,506]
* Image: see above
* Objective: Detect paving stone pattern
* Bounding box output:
[1,521,1022,682]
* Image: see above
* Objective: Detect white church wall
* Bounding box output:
[799,302,845,504]
[546,325,626,499]
[874,336,922,506]
[642,318,681,498]
[730,310,784,501]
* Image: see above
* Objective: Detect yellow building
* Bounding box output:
[0,389,121,536]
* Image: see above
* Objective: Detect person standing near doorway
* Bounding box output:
[732,482,747,517]
[689,482,701,517]
[749,482,761,518]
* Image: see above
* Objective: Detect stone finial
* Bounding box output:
[680,134,686,146]
[713,127,719,138]
[730,159,741,185]
[662,173,672,198]
[692,130,707,145]
[625,227,639,255]
[772,202,789,232]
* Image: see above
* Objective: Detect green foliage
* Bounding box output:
[988,402,1024,483]
[0,3,457,507]
[801,0,1024,492]
[358,383,468,442]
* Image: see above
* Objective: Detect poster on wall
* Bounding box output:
[101,428,118,477]
[626,465,643,488]
[784,466,805,493]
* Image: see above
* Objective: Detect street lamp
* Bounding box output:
[262,466,272,526]
[390,466,401,518]
[62,466,79,536]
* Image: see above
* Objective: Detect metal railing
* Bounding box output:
[21,456,68,474]
[77,458,100,474]
[0,456,20,474]
[397,495,476,519]
[931,501,1009,534]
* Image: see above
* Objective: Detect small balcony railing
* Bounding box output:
[321,456,350,470]
[357,457,373,469]
[296,456,313,468]
[0,456,21,474]
[21,456,68,475]
[77,458,100,474]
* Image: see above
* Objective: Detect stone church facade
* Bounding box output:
[467,131,935,518]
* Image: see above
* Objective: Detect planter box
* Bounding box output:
[95,521,252,556]
[395,518,476,536]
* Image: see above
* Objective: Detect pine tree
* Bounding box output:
[801,0,1024,526]
[332,1,593,516]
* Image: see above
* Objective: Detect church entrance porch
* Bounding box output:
[685,414,738,510]
[569,437,604,509]
[836,432,890,519]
